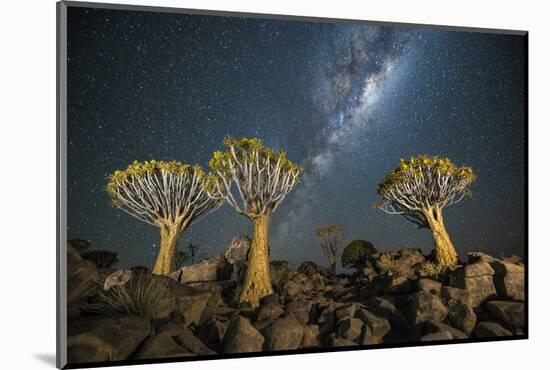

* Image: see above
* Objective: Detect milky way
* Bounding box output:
[67,7,526,269]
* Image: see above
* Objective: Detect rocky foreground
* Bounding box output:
[66,237,525,365]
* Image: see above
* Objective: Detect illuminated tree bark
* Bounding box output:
[106,161,221,275]
[377,156,475,268]
[206,137,302,307]
[316,224,344,274]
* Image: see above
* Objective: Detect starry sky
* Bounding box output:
[67,6,526,269]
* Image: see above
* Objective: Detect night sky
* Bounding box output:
[67,6,526,269]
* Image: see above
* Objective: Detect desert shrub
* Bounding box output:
[69,239,91,256]
[341,240,377,269]
[89,274,165,317]
[420,261,444,279]
[82,250,119,268]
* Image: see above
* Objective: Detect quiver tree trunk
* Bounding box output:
[425,207,458,268]
[239,215,273,307]
[152,225,182,275]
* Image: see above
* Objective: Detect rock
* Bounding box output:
[173,291,212,326]
[224,235,251,264]
[421,331,454,341]
[335,302,358,321]
[222,315,264,353]
[417,279,442,295]
[260,293,280,306]
[103,269,132,290]
[270,260,291,289]
[174,326,217,355]
[474,321,513,338]
[359,325,380,345]
[357,309,391,338]
[366,296,397,319]
[282,280,303,299]
[262,315,305,351]
[297,262,326,291]
[68,316,151,363]
[156,317,188,336]
[425,321,468,339]
[491,261,525,301]
[467,252,497,264]
[67,243,99,317]
[330,336,359,347]
[301,324,320,348]
[336,317,363,341]
[375,248,425,277]
[440,286,472,306]
[195,318,227,351]
[485,301,525,332]
[257,303,285,322]
[407,291,448,326]
[447,300,476,334]
[134,333,191,359]
[173,257,225,284]
[384,275,414,295]
[448,262,497,307]
[285,300,313,325]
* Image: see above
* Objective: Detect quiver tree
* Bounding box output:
[206,137,302,307]
[106,160,221,275]
[376,155,476,267]
[316,224,344,273]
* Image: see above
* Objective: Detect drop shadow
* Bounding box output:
[34,353,56,367]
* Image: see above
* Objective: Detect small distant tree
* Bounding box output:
[173,250,190,270]
[316,224,344,273]
[83,250,119,268]
[341,240,377,270]
[106,160,221,275]
[376,155,476,267]
[186,241,201,264]
[206,137,302,307]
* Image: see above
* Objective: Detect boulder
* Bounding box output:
[357,309,391,338]
[172,291,212,326]
[222,315,264,353]
[474,321,513,338]
[485,301,525,332]
[67,316,151,363]
[174,326,217,355]
[224,235,251,264]
[417,279,442,295]
[335,302,359,321]
[375,248,425,277]
[448,262,497,307]
[447,300,476,334]
[406,291,448,326]
[285,300,313,325]
[330,336,359,347]
[336,317,363,341]
[103,269,132,290]
[262,315,305,351]
[257,303,285,322]
[365,296,397,319]
[195,318,227,351]
[424,321,468,339]
[67,243,99,317]
[467,252,497,264]
[270,260,291,290]
[421,331,453,341]
[172,257,225,284]
[440,286,472,306]
[301,324,320,348]
[134,333,191,359]
[282,280,304,300]
[384,275,414,295]
[491,261,525,301]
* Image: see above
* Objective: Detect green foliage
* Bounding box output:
[208,136,303,181]
[82,250,119,269]
[106,160,205,206]
[90,273,165,317]
[316,224,344,239]
[341,240,377,269]
[377,155,476,198]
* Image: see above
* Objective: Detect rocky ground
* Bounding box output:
[66,236,525,365]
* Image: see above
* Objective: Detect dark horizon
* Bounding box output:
[67,7,526,270]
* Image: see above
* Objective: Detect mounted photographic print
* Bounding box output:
[56,1,528,368]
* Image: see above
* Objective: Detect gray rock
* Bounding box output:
[301,324,320,348]
[407,291,448,326]
[336,317,363,341]
[335,302,359,321]
[417,278,442,295]
[359,325,380,345]
[67,243,99,319]
[447,300,477,334]
[357,309,391,338]
[262,315,305,351]
[486,301,525,332]
[173,291,212,326]
[175,258,224,283]
[222,315,264,353]
[195,319,227,351]
[425,321,468,339]
[467,252,497,264]
[68,316,151,363]
[134,333,191,359]
[474,321,513,338]
[285,300,313,325]
[224,235,251,264]
[448,263,497,307]
[330,335,359,347]
[440,286,473,306]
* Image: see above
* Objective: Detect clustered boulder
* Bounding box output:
[66,239,525,365]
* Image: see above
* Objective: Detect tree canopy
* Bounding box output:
[341,240,377,269]
[206,137,303,218]
[106,160,221,227]
[376,155,476,228]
